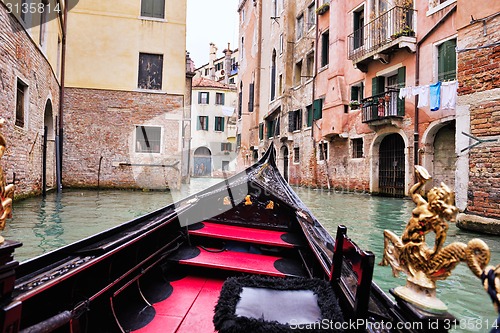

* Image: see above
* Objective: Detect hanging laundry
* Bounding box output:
[399,87,411,99]
[441,81,458,109]
[415,85,430,108]
[429,82,441,111]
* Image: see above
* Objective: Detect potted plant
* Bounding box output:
[349,100,360,110]
[316,2,330,15]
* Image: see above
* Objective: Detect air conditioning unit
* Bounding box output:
[220,69,225,76]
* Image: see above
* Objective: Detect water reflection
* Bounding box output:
[292,186,500,333]
[5,179,500,333]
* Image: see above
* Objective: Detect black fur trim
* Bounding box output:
[213,275,344,333]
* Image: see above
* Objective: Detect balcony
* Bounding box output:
[361,89,404,124]
[348,6,416,70]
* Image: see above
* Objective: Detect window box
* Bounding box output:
[316,3,330,15]
[349,100,360,110]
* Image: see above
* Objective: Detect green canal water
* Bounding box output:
[4,178,499,332]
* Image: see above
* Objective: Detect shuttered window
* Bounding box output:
[141,0,165,19]
[438,39,457,81]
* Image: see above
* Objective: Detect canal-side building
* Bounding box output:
[191,77,237,177]
[63,0,189,190]
[455,2,500,230]
[194,43,239,86]
[0,0,63,197]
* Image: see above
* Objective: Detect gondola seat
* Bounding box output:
[213,275,344,333]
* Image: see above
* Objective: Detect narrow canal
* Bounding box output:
[5,178,499,333]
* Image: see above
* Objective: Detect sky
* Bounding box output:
[186,0,239,69]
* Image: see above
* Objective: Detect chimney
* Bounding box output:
[223,43,233,84]
[209,43,217,80]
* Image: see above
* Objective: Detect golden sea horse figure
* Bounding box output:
[0,118,15,244]
[380,165,490,313]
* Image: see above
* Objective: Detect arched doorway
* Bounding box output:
[193,147,212,177]
[280,145,289,182]
[432,121,456,189]
[43,100,55,193]
[378,134,405,197]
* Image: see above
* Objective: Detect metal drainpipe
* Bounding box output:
[56,0,68,192]
[311,1,319,186]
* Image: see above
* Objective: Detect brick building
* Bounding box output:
[0,0,63,198]
[237,0,499,227]
[455,2,500,230]
[63,0,189,190]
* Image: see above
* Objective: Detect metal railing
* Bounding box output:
[348,6,415,61]
[361,89,404,123]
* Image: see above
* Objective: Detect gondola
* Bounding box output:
[0,144,462,333]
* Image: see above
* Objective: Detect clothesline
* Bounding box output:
[399,80,458,111]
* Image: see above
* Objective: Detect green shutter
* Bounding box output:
[221,117,225,131]
[397,67,406,116]
[206,116,209,130]
[221,93,225,105]
[197,117,201,130]
[372,76,385,95]
[259,123,264,140]
[313,99,323,120]
[198,92,202,104]
[438,39,457,81]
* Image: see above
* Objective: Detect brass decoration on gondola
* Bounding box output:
[380,165,491,313]
[223,196,231,206]
[0,119,14,244]
[265,200,274,210]
[244,195,252,206]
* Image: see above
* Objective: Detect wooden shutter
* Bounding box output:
[259,123,264,140]
[288,112,294,132]
[248,83,254,112]
[313,99,323,120]
[372,76,385,95]
[397,67,406,116]
[438,39,457,81]
[221,117,225,131]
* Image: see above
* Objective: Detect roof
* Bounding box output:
[192,77,236,90]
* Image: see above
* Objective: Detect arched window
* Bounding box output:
[271,49,276,101]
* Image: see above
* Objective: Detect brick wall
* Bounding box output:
[0,4,60,198]
[458,15,500,218]
[64,88,184,190]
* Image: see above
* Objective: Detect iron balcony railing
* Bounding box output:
[348,6,416,61]
[361,89,404,123]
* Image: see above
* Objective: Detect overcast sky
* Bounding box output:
[186,0,239,69]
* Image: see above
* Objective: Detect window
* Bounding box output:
[266,119,275,138]
[294,60,302,86]
[306,104,313,127]
[39,0,49,47]
[221,142,232,152]
[306,52,314,79]
[141,0,165,19]
[313,98,323,120]
[237,134,241,148]
[138,53,163,90]
[308,2,316,28]
[293,147,300,163]
[321,30,329,67]
[16,79,27,128]
[271,50,277,101]
[318,141,328,161]
[279,34,284,54]
[240,37,244,60]
[350,82,364,110]
[353,7,364,49]
[352,138,364,158]
[438,39,457,81]
[288,110,302,132]
[296,14,304,40]
[215,92,225,105]
[214,117,225,131]
[135,126,161,153]
[259,123,264,140]
[278,74,283,96]
[222,161,230,171]
[248,83,255,112]
[238,82,243,118]
[199,92,209,104]
[197,116,209,131]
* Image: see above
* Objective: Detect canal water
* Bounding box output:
[5,178,500,332]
